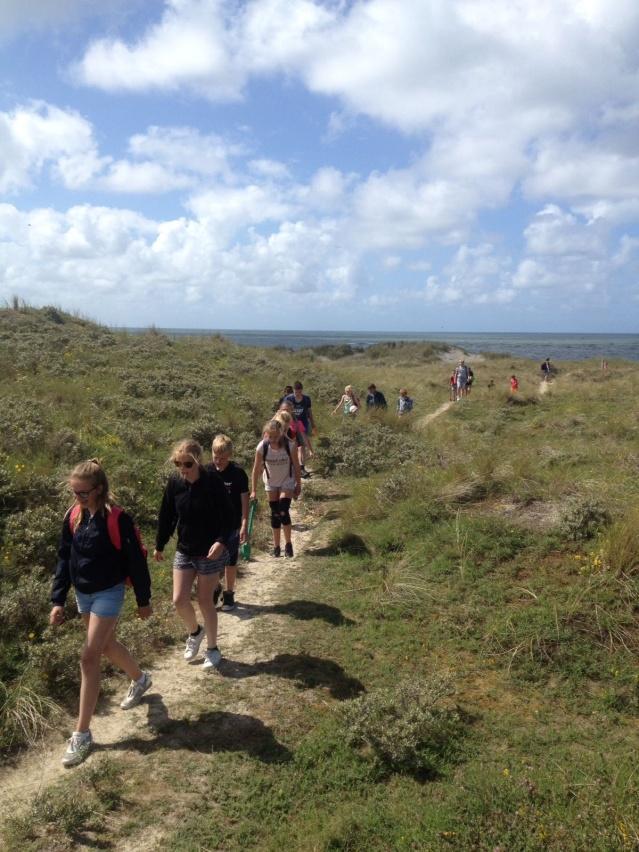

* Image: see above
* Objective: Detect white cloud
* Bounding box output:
[523,205,608,256]
[422,243,514,305]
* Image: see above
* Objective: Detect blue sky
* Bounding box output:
[1,0,639,332]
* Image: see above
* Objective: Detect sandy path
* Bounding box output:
[0,509,319,822]
[418,400,454,427]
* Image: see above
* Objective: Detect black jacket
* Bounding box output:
[155,467,234,557]
[51,508,151,607]
[366,390,387,409]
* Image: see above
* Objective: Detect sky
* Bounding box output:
[1,0,639,332]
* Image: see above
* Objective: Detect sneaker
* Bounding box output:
[221,590,236,611]
[184,626,204,661]
[120,671,152,710]
[273,546,281,557]
[284,542,294,558]
[213,583,223,607]
[62,730,93,767]
[202,647,222,670]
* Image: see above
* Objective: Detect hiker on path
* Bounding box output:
[510,375,519,394]
[154,439,234,670]
[454,360,471,400]
[285,381,316,479]
[50,459,153,767]
[449,372,456,401]
[276,385,294,411]
[333,385,360,416]
[466,366,475,395]
[210,434,249,613]
[541,358,553,382]
[366,384,387,410]
[279,399,312,469]
[397,388,414,415]
[251,419,301,558]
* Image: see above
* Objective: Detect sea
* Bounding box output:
[122,329,639,362]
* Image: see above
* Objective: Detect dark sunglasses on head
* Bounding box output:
[174,460,195,469]
[73,486,97,499]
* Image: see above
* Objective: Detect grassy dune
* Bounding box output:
[1,306,639,850]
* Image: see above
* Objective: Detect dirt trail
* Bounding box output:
[538,379,551,396]
[0,504,322,825]
[417,400,454,427]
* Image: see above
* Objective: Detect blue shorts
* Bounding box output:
[75,583,125,618]
[173,549,229,575]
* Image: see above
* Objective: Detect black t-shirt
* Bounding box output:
[285,393,312,430]
[206,462,248,530]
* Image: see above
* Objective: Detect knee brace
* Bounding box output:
[270,500,282,529]
[279,497,292,526]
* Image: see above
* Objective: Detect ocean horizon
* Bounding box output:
[118,328,639,362]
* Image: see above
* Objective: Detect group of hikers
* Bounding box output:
[331,384,414,416]
[448,356,557,399]
[50,381,317,767]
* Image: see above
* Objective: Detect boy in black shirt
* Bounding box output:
[210,434,249,611]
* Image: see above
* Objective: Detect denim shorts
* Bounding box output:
[173,549,229,575]
[75,582,125,618]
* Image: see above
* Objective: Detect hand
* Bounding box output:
[137,604,153,620]
[294,482,301,498]
[249,490,257,500]
[153,549,164,562]
[49,606,65,626]
[239,525,248,544]
[207,542,226,561]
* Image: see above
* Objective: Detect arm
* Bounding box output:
[308,400,317,432]
[119,513,152,616]
[154,478,178,560]
[250,448,263,498]
[239,491,250,543]
[332,395,345,415]
[291,441,302,498]
[50,516,73,622]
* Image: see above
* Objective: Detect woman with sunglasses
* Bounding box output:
[154,439,234,670]
[50,459,153,767]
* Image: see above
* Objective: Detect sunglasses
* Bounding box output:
[73,486,97,499]
[174,460,195,469]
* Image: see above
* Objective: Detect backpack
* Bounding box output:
[261,438,293,479]
[67,504,147,585]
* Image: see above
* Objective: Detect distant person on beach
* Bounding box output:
[601,359,608,373]
[251,419,301,558]
[454,360,470,400]
[333,385,360,416]
[50,459,152,767]
[285,381,316,479]
[397,388,414,415]
[510,375,519,394]
[366,384,387,410]
[466,366,475,395]
[541,358,553,381]
[210,435,249,613]
[154,439,234,671]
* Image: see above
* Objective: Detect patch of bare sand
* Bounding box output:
[0,495,325,838]
[439,347,486,364]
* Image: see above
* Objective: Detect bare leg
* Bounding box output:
[76,613,119,732]
[196,573,220,649]
[102,631,142,682]
[269,497,281,549]
[225,565,237,592]
[173,568,198,633]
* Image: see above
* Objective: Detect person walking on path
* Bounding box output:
[449,372,456,401]
[397,388,414,415]
[50,459,153,767]
[510,375,519,394]
[366,384,387,410]
[333,385,360,416]
[285,382,316,479]
[154,439,234,670]
[454,360,470,401]
[279,399,312,470]
[210,434,249,613]
[251,419,301,558]
[541,358,553,382]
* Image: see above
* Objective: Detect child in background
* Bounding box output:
[50,459,153,767]
[449,373,456,401]
[397,388,414,415]
[510,375,519,393]
[210,435,249,612]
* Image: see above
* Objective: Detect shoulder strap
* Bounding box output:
[106,505,123,550]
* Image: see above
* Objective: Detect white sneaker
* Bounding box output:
[62,730,93,767]
[202,648,222,670]
[120,671,152,709]
[184,626,204,661]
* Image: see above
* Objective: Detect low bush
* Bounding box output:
[0,677,60,752]
[2,504,62,571]
[558,497,611,541]
[314,422,422,477]
[339,675,464,777]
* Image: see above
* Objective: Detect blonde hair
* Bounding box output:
[212,434,233,455]
[170,439,203,465]
[68,458,112,531]
[263,419,285,447]
[275,410,292,429]
[345,385,354,395]
[399,388,408,396]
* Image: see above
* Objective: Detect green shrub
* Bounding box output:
[0,677,60,752]
[339,675,464,777]
[559,498,611,541]
[602,509,639,576]
[315,423,422,477]
[2,505,62,571]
